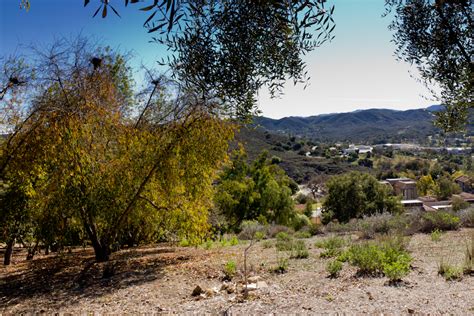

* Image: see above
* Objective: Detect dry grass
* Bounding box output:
[1,229,473,314]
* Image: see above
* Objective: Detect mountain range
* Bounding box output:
[252,106,460,143]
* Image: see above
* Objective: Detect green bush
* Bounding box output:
[294,231,312,239]
[273,257,289,274]
[254,231,265,241]
[290,240,309,259]
[459,207,474,227]
[262,240,273,249]
[238,220,266,240]
[452,196,469,212]
[224,260,237,280]
[382,254,411,282]
[268,225,293,238]
[276,232,294,251]
[326,260,343,278]
[431,229,442,242]
[179,238,191,247]
[315,236,346,249]
[291,214,311,231]
[316,236,346,258]
[421,211,460,232]
[348,243,385,275]
[347,237,411,280]
[438,261,463,281]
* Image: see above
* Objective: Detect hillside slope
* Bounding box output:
[254,108,441,143]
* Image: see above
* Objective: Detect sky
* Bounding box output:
[0,0,438,119]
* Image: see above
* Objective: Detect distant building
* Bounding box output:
[384,178,418,200]
[454,175,473,193]
[343,144,373,155]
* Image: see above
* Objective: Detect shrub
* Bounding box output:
[290,240,309,259]
[262,240,273,249]
[273,257,289,274]
[382,253,411,282]
[431,229,442,242]
[224,260,237,280]
[356,213,392,239]
[463,237,473,275]
[229,235,239,246]
[238,220,266,240]
[291,214,311,231]
[348,243,385,275]
[254,231,265,241]
[276,232,294,251]
[421,211,460,232]
[179,238,191,247]
[268,225,293,238]
[202,239,214,250]
[294,231,312,239]
[452,196,469,212]
[438,261,463,281]
[347,236,411,280]
[326,260,343,278]
[315,236,346,249]
[458,207,474,227]
[316,236,346,258]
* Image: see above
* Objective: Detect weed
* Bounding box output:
[229,236,239,246]
[290,240,309,259]
[262,240,273,249]
[463,235,473,275]
[254,231,265,241]
[202,239,213,250]
[326,260,343,278]
[294,231,312,239]
[315,236,345,249]
[272,256,289,274]
[276,232,294,251]
[179,238,190,247]
[347,236,411,280]
[431,229,442,242]
[438,261,463,281]
[223,260,237,280]
[421,211,460,232]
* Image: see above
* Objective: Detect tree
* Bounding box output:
[214,148,295,230]
[308,174,328,199]
[434,175,461,200]
[1,38,233,262]
[417,174,436,196]
[21,0,335,119]
[323,172,402,223]
[385,0,473,132]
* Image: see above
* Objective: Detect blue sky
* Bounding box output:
[0,0,437,118]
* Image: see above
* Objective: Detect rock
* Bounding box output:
[248,275,261,283]
[221,282,236,294]
[243,281,268,292]
[192,285,204,297]
[407,308,415,314]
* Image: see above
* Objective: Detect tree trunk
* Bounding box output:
[92,242,110,262]
[4,238,15,265]
[26,241,39,260]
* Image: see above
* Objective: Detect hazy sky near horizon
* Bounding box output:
[0,0,439,118]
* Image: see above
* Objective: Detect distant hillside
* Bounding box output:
[253,108,443,143]
[234,126,371,183]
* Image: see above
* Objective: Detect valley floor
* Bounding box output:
[1,229,473,314]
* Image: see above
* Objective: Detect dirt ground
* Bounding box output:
[1,228,473,314]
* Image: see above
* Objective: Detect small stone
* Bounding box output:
[248,275,261,283]
[407,308,415,314]
[192,285,203,297]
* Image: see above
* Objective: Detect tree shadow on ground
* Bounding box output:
[0,245,190,310]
